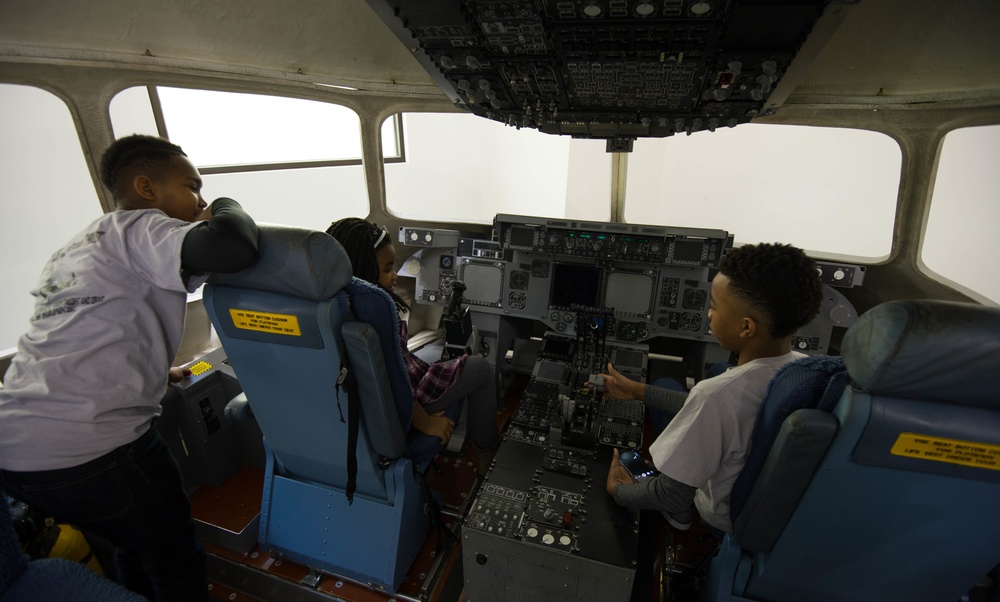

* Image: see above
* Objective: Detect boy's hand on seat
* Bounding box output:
[167,367,192,383]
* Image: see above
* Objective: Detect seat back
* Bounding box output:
[205,225,406,498]
[338,278,461,464]
[339,279,413,443]
[729,355,848,550]
[708,299,1000,602]
[202,225,438,592]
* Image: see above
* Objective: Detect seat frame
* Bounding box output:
[203,225,442,592]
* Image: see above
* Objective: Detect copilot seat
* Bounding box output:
[704,299,1000,602]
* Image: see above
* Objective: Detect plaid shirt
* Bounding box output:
[400,321,468,406]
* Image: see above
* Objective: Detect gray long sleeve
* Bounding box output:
[612,473,697,516]
[643,384,689,416]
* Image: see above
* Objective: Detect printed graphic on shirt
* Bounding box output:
[52,230,106,263]
[229,309,302,336]
[37,272,78,302]
[32,230,109,321]
[32,295,106,321]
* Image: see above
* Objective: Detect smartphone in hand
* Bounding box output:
[618,449,658,481]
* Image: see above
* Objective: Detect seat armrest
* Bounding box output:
[735,409,838,552]
[342,322,406,459]
[224,393,254,422]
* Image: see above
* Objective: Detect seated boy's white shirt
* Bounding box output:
[0,209,204,472]
[649,351,805,532]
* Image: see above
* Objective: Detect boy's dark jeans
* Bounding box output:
[0,427,208,602]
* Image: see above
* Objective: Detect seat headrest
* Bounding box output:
[207,224,352,300]
[842,299,1000,408]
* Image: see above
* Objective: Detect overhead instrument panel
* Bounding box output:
[363,0,854,150]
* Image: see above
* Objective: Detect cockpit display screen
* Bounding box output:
[550,263,601,308]
[508,226,536,249]
[604,271,653,315]
[535,360,568,383]
[613,349,644,371]
[673,239,705,263]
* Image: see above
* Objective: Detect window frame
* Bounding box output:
[141,86,405,174]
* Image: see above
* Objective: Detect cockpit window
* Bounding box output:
[113,86,366,165]
[922,125,1000,304]
[109,86,369,227]
[0,84,103,352]
[623,124,901,260]
[383,112,611,224]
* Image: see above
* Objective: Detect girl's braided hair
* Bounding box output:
[326,217,409,313]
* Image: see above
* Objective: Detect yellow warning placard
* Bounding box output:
[229,309,301,336]
[891,432,1000,471]
[188,360,213,376]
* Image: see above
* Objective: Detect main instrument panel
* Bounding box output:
[400,214,861,355]
[404,214,731,344]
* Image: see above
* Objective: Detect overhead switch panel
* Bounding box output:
[365,0,852,150]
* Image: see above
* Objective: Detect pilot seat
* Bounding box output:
[703,299,1000,602]
[203,224,455,593]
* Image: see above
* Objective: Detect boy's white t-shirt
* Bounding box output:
[0,209,205,471]
[649,351,805,532]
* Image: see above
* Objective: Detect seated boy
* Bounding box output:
[0,134,259,601]
[604,242,823,535]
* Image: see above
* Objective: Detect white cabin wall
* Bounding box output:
[920,124,1000,305]
[623,124,901,260]
[383,112,611,224]
[0,84,104,353]
[757,103,1000,315]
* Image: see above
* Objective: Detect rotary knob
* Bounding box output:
[830,304,853,325]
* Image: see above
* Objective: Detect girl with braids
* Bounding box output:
[326,218,500,470]
[0,134,259,601]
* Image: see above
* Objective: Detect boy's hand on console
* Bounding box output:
[601,363,640,400]
[167,367,192,384]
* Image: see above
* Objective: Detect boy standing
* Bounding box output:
[0,135,259,601]
[604,243,823,535]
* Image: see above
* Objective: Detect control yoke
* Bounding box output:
[443,280,480,360]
